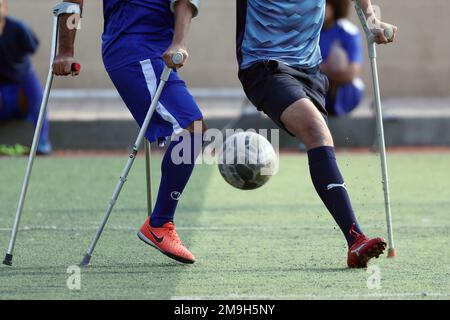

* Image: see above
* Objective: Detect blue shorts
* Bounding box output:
[107,58,203,143]
[0,84,22,120]
[0,70,48,144]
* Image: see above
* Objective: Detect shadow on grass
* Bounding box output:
[0,161,214,299]
[81,163,215,299]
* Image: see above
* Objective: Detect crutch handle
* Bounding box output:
[71,63,81,73]
[353,1,394,44]
[368,27,394,44]
[171,51,185,66]
[383,27,394,41]
[160,51,184,81]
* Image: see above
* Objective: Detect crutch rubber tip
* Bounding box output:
[387,248,396,258]
[80,253,92,267]
[3,254,13,266]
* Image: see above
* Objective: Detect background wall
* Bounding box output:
[8,0,450,96]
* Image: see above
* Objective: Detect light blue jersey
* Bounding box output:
[237,0,325,69]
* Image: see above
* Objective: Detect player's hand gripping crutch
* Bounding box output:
[3,3,81,267]
[80,52,185,267]
[353,0,397,257]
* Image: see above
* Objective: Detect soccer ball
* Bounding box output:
[218,132,278,190]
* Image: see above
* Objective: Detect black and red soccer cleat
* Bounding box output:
[347,225,387,268]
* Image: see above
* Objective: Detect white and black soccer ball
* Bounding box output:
[218,132,278,190]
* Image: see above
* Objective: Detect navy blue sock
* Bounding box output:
[308,146,364,246]
[150,132,203,227]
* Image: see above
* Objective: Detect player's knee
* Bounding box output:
[301,122,333,149]
[281,102,333,149]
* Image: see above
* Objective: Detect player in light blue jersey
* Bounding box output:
[237,0,398,268]
[238,0,325,70]
[53,0,204,264]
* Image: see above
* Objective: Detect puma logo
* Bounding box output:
[351,243,366,256]
[327,183,347,191]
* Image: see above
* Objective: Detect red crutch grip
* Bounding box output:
[71,63,81,73]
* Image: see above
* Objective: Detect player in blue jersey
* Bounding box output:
[320,0,364,116]
[0,0,51,155]
[237,0,397,268]
[53,0,204,264]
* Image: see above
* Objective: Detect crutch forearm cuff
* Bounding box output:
[53,2,82,18]
[170,0,201,18]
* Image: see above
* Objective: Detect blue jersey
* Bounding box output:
[0,17,39,84]
[320,19,364,116]
[102,0,175,72]
[237,0,325,70]
[320,19,363,64]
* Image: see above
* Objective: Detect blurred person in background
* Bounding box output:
[320,0,364,116]
[0,0,51,155]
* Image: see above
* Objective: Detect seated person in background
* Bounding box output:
[0,0,50,155]
[320,0,364,116]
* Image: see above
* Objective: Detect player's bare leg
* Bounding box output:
[281,98,333,150]
[281,99,386,268]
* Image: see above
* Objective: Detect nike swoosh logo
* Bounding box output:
[171,191,181,201]
[148,227,164,243]
[327,183,347,191]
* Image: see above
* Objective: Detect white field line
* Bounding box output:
[0,224,448,233]
[171,292,450,300]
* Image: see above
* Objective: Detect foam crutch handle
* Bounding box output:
[71,63,81,73]
[172,52,184,66]
[384,27,394,41]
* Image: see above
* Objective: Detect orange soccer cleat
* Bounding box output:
[137,217,196,264]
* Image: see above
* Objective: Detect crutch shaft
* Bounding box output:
[369,52,395,254]
[145,139,153,216]
[82,148,137,263]
[353,0,396,256]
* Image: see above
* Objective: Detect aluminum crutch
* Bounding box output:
[3,2,81,266]
[353,0,396,257]
[80,52,184,267]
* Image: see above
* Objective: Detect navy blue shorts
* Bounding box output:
[239,60,329,135]
[107,58,203,143]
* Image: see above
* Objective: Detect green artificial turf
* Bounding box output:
[0,152,449,299]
